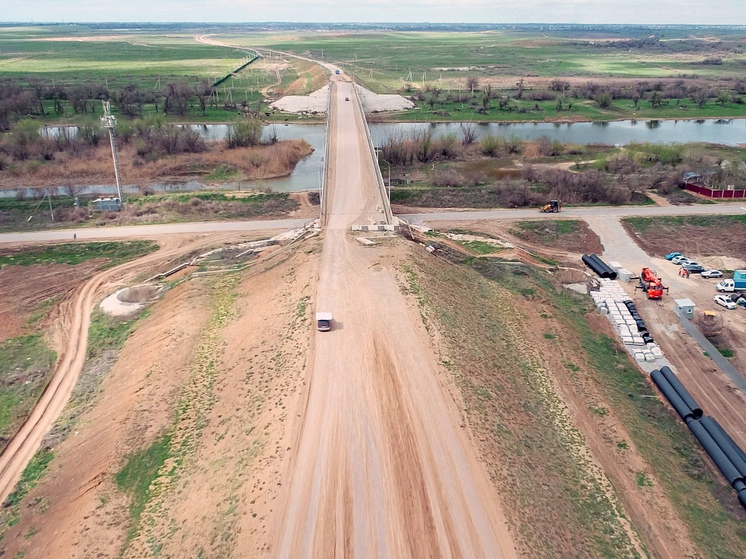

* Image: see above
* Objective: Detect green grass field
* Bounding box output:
[219,30,746,91]
[2,25,746,125]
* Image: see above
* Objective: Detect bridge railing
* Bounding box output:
[351,83,393,225]
[321,84,333,225]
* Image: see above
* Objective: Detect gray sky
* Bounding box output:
[2,0,745,25]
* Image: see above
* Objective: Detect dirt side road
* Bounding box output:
[270,81,515,558]
[585,215,746,452]
[0,233,259,507]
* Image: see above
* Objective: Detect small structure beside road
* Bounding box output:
[674,298,696,320]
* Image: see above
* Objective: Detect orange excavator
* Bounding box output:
[638,267,667,299]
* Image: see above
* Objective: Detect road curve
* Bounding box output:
[0,236,232,505]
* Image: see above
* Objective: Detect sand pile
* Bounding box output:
[270,84,413,114]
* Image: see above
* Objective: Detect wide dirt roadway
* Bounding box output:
[272,80,515,558]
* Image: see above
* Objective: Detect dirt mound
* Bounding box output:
[700,256,745,271]
[117,284,162,303]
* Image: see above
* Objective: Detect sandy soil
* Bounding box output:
[0,231,287,557]
[0,260,104,342]
[270,81,515,557]
[271,84,413,114]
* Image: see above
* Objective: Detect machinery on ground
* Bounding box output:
[540,200,561,213]
[637,267,668,299]
[697,310,723,336]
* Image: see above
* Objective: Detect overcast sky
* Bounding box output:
[2,0,745,26]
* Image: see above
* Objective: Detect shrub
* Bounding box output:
[226,118,262,149]
[481,135,502,157]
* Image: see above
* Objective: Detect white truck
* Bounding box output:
[315,312,333,332]
[716,270,746,293]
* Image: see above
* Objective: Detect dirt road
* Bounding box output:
[271,81,515,558]
[402,202,746,224]
[586,215,746,451]
[0,233,252,506]
[0,218,310,245]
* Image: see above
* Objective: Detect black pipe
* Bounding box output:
[589,254,618,280]
[592,254,618,280]
[740,490,746,510]
[650,370,695,423]
[701,416,746,475]
[582,254,610,278]
[659,367,703,420]
[706,416,746,466]
[689,420,744,487]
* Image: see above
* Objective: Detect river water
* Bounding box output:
[13,118,743,199]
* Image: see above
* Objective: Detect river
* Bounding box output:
[18,118,745,199]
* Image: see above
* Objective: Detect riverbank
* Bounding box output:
[0,140,313,190]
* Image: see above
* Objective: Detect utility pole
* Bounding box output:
[101,101,124,204]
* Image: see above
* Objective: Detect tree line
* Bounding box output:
[406,77,746,115]
[0,78,265,131]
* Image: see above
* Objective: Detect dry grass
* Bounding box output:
[0,140,313,188]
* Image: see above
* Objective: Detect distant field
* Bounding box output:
[0,33,242,86]
[2,25,746,125]
[217,30,746,92]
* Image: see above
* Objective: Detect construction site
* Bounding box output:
[1,31,746,559]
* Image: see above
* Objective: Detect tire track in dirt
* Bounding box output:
[0,233,252,505]
[271,80,515,558]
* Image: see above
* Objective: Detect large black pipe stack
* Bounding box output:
[582,254,608,278]
[659,366,703,420]
[688,420,745,487]
[590,254,618,280]
[650,370,697,423]
[650,367,746,509]
[702,416,746,466]
[582,254,618,279]
[700,417,746,475]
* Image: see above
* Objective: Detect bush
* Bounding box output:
[481,134,502,157]
[226,118,262,149]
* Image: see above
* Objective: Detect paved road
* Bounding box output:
[4,200,743,246]
[0,218,312,245]
[400,202,746,224]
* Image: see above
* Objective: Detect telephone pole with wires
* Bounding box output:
[101,100,124,204]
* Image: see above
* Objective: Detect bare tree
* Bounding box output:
[194,79,214,115]
[460,123,477,146]
[162,82,192,117]
[466,76,479,95]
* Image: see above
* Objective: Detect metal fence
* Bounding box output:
[678,314,746,393]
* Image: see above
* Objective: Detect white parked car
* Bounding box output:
[672,255,690,265]
[714,294,737,310]
[701,269,723,278]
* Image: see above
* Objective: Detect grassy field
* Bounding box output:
[220,29,746,91]
[0,192,299,233]
[410,250,746,558]
[0,240,158,268]
[0,336,56,452]
[2,25,746,126]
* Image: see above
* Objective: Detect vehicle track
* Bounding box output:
[0,234,245,504]
[271,80,515,558]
